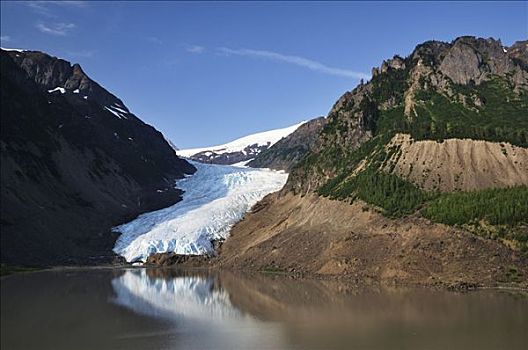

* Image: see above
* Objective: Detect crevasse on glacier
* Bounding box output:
[112,161,288,262]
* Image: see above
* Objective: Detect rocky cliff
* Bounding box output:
[1,49,195,266]
[247,117,327,171]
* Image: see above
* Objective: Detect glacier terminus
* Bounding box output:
[112,161,288,262]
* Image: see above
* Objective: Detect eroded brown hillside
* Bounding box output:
[215,192,527,288]
[384,134,528,192]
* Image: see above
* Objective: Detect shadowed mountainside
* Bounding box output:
[1,49,195,266]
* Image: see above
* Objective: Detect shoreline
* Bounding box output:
[2,262,527,293]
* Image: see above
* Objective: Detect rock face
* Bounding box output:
[1,49,195,266]
[247,117,327,171]
[508,40,528,68]
[285,82,376,194]
[438,37,527,87]
[145,252,208,266]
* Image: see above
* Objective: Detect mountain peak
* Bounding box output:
[2,48,129,113]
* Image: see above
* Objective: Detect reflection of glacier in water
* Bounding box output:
[112,269,287,350]
[112,269,241,322]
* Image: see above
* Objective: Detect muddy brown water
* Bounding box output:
[1,268,527,350]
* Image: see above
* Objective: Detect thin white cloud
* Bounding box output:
[26,1,54,16]
[147,36,163,45]
[218,47,369,79]
[25,1,86,17]
[0,35,11,43]
[186,45,205,54]
[26,1,86,9]
[36,22,76,36]
[46,1,86,7]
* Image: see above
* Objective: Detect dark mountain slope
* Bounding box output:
[247,117,327,171]
[1,49,195,266]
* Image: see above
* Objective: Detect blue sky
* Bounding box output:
[1,1,527,148]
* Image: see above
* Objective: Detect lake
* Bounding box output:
[1,268,527,350]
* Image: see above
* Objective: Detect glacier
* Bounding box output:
[112,161,288,262]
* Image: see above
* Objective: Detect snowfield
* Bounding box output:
[113,161,288,262]
[177,121,305,157]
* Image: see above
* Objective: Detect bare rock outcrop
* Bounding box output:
[508,40,528,68]
[439,37,527,89]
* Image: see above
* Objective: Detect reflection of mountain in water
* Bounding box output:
[111,269,286,350]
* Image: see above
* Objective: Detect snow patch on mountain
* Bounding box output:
[48,87,66,94]
[104,105,128,119]
[178,121,305,157]
[0,47,27,52]
[112,161,288,262]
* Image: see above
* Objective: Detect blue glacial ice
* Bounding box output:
[112,161,288,262]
